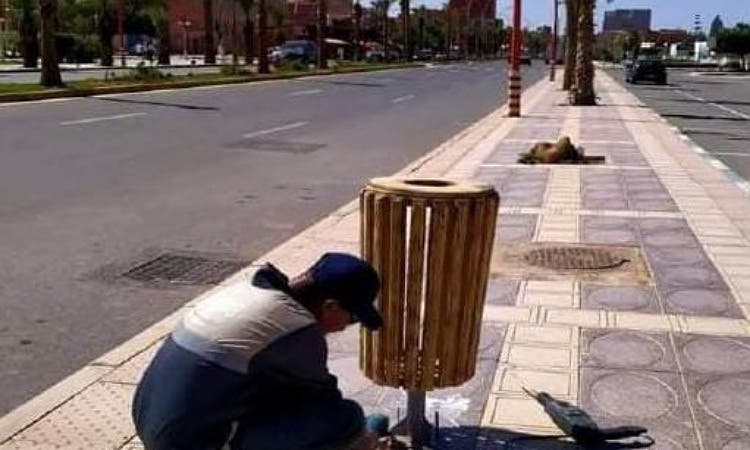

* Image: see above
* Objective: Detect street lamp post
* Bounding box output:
[507,0,521,116]
[549,0,559,81]
[178,18,193,61]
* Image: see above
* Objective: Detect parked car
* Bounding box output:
[626,58,667,84]
[268,46,282,64]
[280,40,318,63]
[413,49,434,61]
[506,54,532,65]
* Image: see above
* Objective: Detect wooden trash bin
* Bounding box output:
[359,177,499,391]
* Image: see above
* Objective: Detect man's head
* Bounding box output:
[289,253,382,334]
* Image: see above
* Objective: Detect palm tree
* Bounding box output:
[15,0,39,68]
[257,0,268,72]
[39,0,62,86]
[399,0,409,60]
[238,0,254,64]
[316,0,327,68]
[97,0,115,66]
[142,0,171,64]
[375,0,392,61]
[269,0,285,43]
[562,0,577,90]
[204,0,216,63]
[352,1,362,61]
[571,0,595,104]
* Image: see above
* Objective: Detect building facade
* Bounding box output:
[602,9,651,33]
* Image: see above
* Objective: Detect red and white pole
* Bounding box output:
[507,0,521,116]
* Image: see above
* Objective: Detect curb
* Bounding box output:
[0,63,223,74]
[0,72,552,445]
[0,63,422,104]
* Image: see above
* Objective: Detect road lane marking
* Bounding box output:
[242,121,309,138]
[287,89,323,97]
[711,102,750,120]
[60,112,147,125]
[391,94,416,104]
[675,89,750,120]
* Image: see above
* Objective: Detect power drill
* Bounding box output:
[523,388,651,447]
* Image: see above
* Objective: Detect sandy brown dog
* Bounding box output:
[518,136,584,164]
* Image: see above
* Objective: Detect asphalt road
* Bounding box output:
[0,61,546,414]
[608,67,750,181]
[0,65,223,84]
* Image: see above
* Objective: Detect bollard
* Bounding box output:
[359,177,499,447]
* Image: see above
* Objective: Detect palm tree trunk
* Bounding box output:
[382,1,388,61]
[19,5,39,68]
[204,0,216,64]
[571,0,595,105]
[244,15,254,65]
[39,0,62,86]
[352,3,361,61]
[317,0,327,68]
[157,6,171,65]
[401,0,410,61]
[257,0,269,73]
[563,0,577,90]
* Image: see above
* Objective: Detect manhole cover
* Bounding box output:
[524,246,628,270]
[122,254,246,285]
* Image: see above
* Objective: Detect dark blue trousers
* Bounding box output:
[133,337,364,450]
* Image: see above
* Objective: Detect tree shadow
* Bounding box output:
[655,98,750,107]
[661,113,748,122]
[95,97,220,111]
[430,426,654,450]
[317,80,386,88]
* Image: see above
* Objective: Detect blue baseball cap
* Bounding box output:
[308,253,382,330]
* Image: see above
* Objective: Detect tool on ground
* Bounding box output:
[522,387,653,447]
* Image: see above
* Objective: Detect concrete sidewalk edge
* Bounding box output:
[0,74,552,444]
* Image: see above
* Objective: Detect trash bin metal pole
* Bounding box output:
[407,390,428,448]
[404,202,427,389]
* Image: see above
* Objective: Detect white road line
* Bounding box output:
[242,121,309,139]
[391,94,416,104]
[710,102,750,120]
[287,89,323,97]
[60,112,147,125]
[676,89,750,120]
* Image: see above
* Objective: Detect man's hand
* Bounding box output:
[348,430,391,450]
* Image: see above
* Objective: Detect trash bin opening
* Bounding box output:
[403,179,455,187]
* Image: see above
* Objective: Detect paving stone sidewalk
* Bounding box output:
[2,70,750,450]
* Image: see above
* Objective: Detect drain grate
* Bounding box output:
[524,246,629,270]
[122,254,245,285]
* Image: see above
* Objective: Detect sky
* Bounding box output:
[410,0,749,31]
